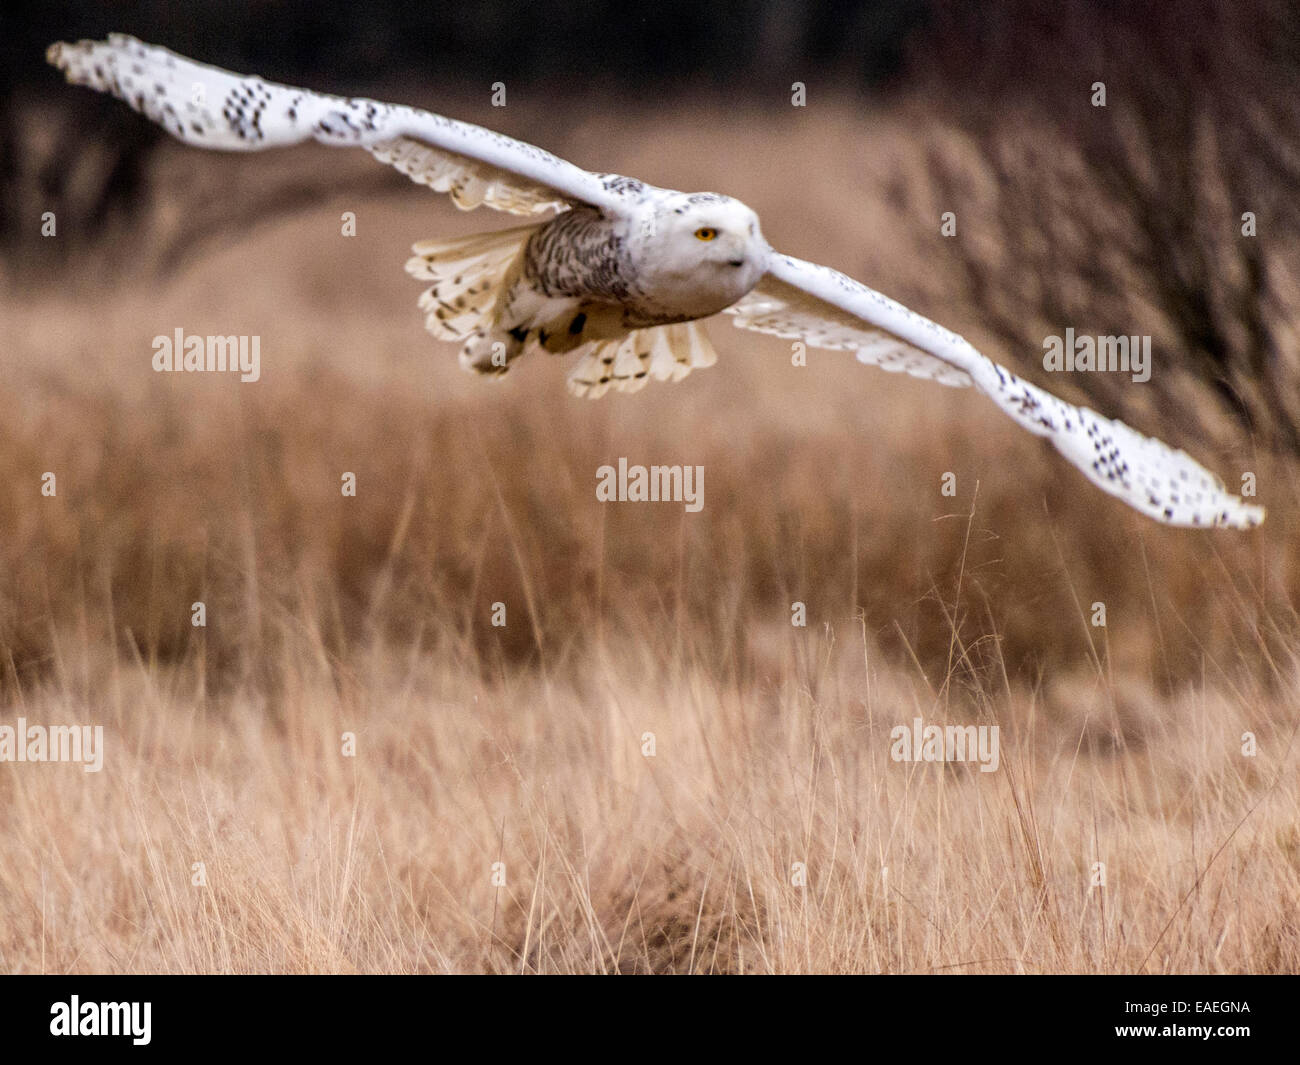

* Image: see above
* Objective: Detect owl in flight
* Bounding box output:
[48,34,1264,528]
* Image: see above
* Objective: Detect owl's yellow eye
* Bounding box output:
[694,227,718,241]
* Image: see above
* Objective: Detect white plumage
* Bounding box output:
[47,34,1265,529]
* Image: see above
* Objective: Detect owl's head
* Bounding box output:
[635,192,767,313]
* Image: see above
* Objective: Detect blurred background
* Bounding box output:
[4,0,1296,696]
[2,0,1299,975]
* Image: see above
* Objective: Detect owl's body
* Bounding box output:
[525,197,765,324]
[418,196,765,381]
[46,34,1266,529]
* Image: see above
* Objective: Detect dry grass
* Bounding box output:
[1,99,1298,973]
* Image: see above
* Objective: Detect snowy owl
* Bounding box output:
[47,34,1264,529]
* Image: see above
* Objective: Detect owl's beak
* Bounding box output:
[721,233,749,267]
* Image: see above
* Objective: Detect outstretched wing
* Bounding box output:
[727,253,1264,529]
[47,34,624,217]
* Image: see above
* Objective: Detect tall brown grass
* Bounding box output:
[1,100,1297,973]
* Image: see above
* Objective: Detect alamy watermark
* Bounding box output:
[0,718,104,772]
[50,996,150,1045]
[152,328,260,382]
[1043,329,1150,383]
[889,717,1000,773]
[595,458,703,512]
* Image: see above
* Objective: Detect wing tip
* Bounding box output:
[1151,497,1265,530]
[1220,501,1266,529]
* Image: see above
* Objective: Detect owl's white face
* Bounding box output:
[635,193,769,319]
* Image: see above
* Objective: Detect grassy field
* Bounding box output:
[2,100,1298,973]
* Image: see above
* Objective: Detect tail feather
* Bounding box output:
[567,322,717,398]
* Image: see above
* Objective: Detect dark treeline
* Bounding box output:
[5,0,930,97]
